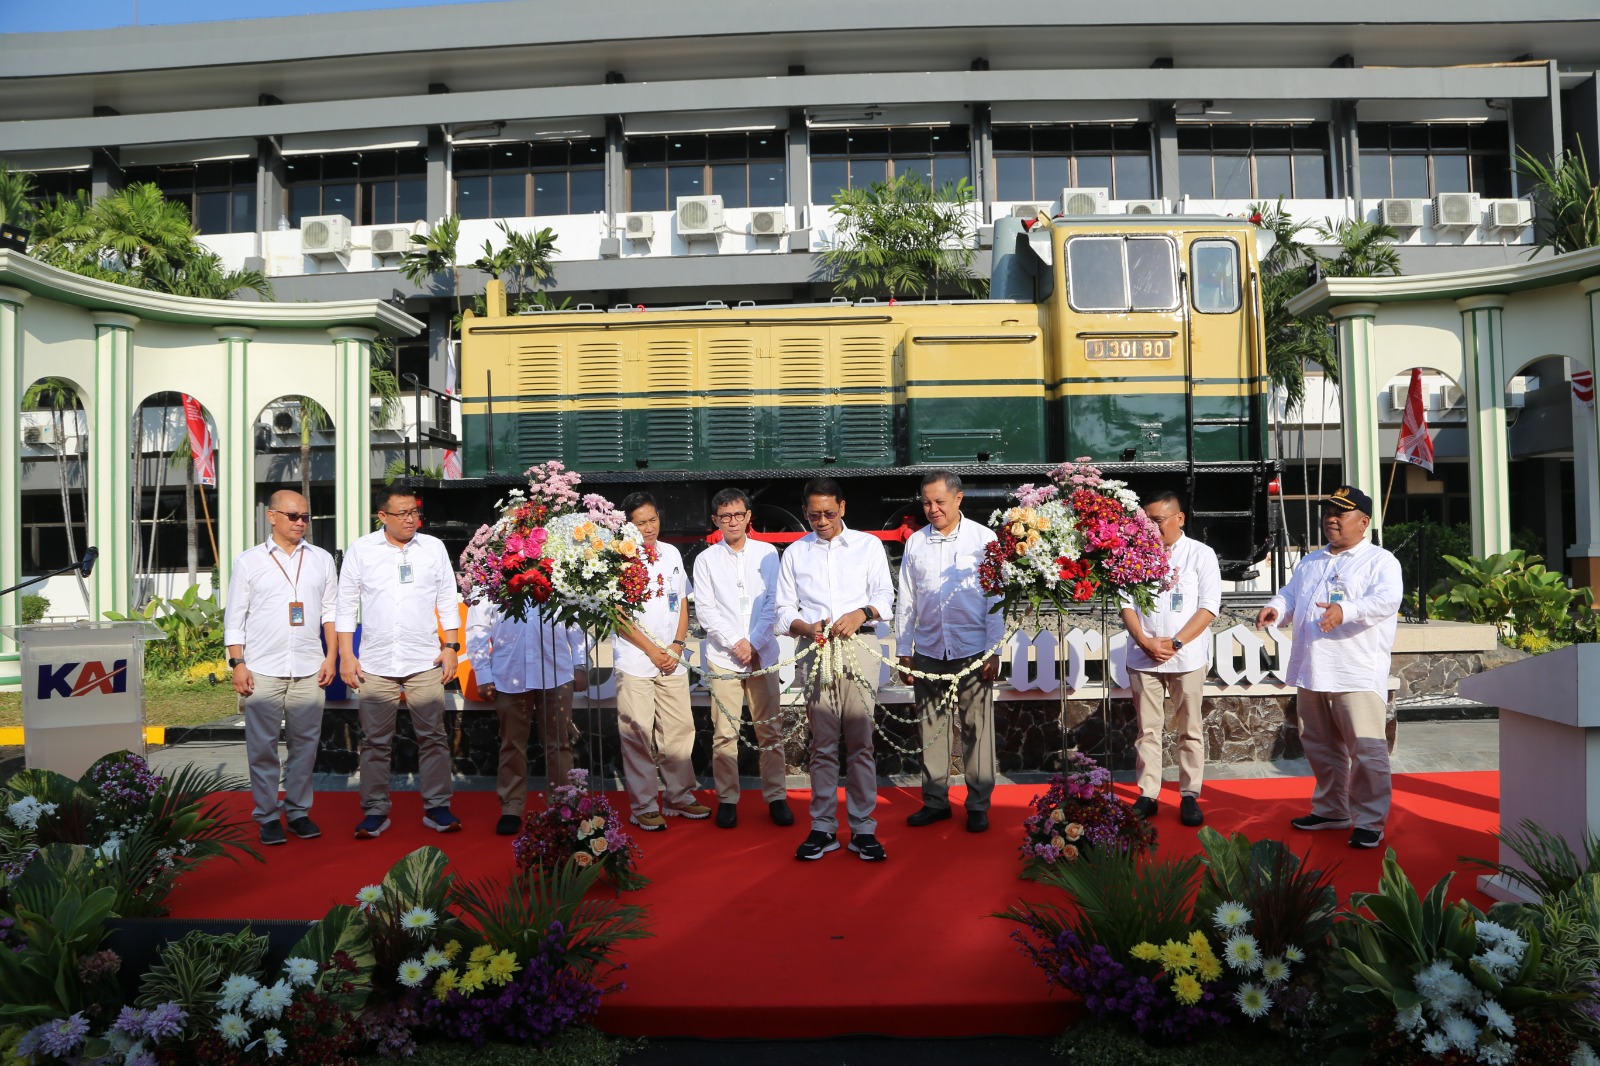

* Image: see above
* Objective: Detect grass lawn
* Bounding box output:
[0,676,240,729]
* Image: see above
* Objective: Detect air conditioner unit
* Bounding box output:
[1124,199,1168,215]
[1432,193,1480,229]
[1060,187,1109,215]
[1379,199,1427,229]
[270,408,302,436]
[619,212,654,240]
[749,208,788,236]
[1487,199,1534,229]
[301,214,353,257]
[368,225,415,256]
[22,424,53,445]
[676,195,725,236]
[1009,203,1050,219]
[1506,376,1529,409]
[1388,383,1412,411]
[1439,384,1465,409]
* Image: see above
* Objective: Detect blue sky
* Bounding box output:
[7,0,496,34]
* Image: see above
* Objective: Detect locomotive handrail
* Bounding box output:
[463,314,895,334]
[908,333,1040,343]
[1072,329,1180,338]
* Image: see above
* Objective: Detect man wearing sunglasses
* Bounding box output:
[337,484,464,838]
[223,490,339,846]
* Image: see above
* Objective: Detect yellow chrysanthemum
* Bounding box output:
[432,968,458,1001]
[469,944,495,964]
[442,940,462,960]
[1172,972,1203,1006]
[485,950,518,986]
[1196,955,1224,982]
[1159,941,1196,972]
[1188,930,1210,952]
[1130,942,1161,963]
[458,967,487,995]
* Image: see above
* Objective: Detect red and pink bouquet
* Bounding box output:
[513,769,646,891]
[979,458,1169,616]
[1019,751,1156,880]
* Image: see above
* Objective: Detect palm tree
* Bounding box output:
[499,222,558,303]
[143,249,274,300]
[21,378,85,572]
[400,214,462,308]
[1517,138,1600,255]
[817,171,985,300]
[1312,217,1403,278]
[87,182,193,276]
[0,164,36,227]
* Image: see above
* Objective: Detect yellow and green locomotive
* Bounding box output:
[458,214,1274,575]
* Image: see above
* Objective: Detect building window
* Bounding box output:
[1357,123,1511,199]
[809,126,970,205]
[992,124,1154,201]
[23,170,90,206]
[1178,124,1329,199]
[453,139,605,219]
[124,160,256,234]
[626,132,785,211]
[284,149,427,227]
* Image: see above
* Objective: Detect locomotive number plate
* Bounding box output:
[1084,337,1172,361]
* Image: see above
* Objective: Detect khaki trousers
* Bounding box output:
[1296,689,1392,832]
[357,668,452,814]
[911,653,996,812]
[495,683,574,816]
[615,670,698,816]
[800,641,880,835]
[1129,667,1207,800]
[241,673,324,825]
[707,671,788,804]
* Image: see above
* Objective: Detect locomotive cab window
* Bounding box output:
[1190,240,1241,314]
[1066,236,1178,313]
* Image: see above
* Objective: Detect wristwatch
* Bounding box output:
[228,657,246,668]
[1171,639,1184,651]
[861,605,879,622]
[442,642,461,652]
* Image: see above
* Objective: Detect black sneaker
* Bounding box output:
[1349,827,1385,849]
[496,815,522,836]
[1179,796,1205,827]
[286,817,321,839]
[1291,813,1352,832]
[795,830,839,861]
[715,803,738,829]
[848,834,887,862]
[768,800,795,826]
[906,805,952,827]
[259,820,286,846]
[1131,796,1158,819]
[965,810,989,834]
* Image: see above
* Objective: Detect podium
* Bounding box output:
[1459,644,1600,903]
[1,621,166,778]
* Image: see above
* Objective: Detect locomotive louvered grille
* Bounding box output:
[704,337,757,462]
[515,343,564,464]
[775,334,828,462]
[644,338,695,463]
[835,332,893,459]
[574,340,623,466]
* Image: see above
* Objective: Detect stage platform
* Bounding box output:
[165,773,1501,1039]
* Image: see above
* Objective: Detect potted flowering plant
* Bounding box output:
[513,769,646,891]
[1018,751,1155,880]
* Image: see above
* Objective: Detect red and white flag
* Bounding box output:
[180,394,216,486]
[1394,368,1434,473]
[1574,369,1595,408]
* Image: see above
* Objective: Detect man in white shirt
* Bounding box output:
[337,484,463,838]
[776,478,894,863]
[1257,485,1403,850]
[223,489,339,846]
[693,488,793,829]
[614,492,710,831]
[896,472,1004,834]
[465,598,589,835]
[1119,491,1222,828]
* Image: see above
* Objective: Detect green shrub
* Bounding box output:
[1427,549,1597,645]
[19,594,48,625]
[103,584,225,677]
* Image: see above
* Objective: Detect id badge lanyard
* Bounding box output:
[269,546,308,626]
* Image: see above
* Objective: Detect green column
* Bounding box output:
[328,327,376,553]
[1457,294,1511,557]
[0,286,30,646]
[215,327,257,602]
[1329,302,1384,531]
[89,313,137,619]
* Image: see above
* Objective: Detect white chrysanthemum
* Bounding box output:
[1283,944,1306,964]
[247,980,293,1020]
[1394,1002,1426,1034]
[262,1028,287,1058]
[1474,946,1520,978]
[1259,956,1290,985]
[283,957,318,987]
[1478,1040,1516,1065]
[217,974,260,1012]
[1571,1042,1600,1066]
[1223,933,1263,973]
[215,1013,251,1047]
[1440,1013,1480,1050]
[1421,1031,1450,1055]
[1211,901,1252,931]
[422,947,450,970]
[400,906,438,934]
[1474,921,1528,956]
[1477,999,1515,1038]
[1235,983,1272,1020]
[1416,959,1474,1013]
[397,959,428,988]
[97,834,122,861]
[355,884,383,909]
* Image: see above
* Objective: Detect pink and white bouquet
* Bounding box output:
[979,458,1169,615]
[459,461,651,636]
[513,769,646,891]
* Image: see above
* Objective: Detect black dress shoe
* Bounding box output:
[769,800,795,826]
[287,817,321,839]
[258,820,286,846]
[965,810,989,833]
[1131,796,1159,819]
[716,802,738,828]
[906,805,953,827]
[1179,796,1205,827]
[495,814,522,836]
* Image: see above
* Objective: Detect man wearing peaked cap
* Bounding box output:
[1255,484,1403,851]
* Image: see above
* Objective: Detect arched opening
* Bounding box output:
[132,391,220,603]
[1503,354,1580,576]
[256,394,337,549]
[19,375,89,620]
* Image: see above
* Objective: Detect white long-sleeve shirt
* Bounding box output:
[335,529,459,677]
[464,599,585,692]
[614,541,691,678]
[1122,534,1223,675]
[894,517,1003,660]
[775,524,893,636]
[693,538,781,673]
[1264,538,1404,697]
[223,538,338,677]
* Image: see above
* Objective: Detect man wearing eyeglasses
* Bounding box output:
[337,483,464,838]
[223,489,338,846]
[693,487,792,829]
[775,478,894,862]
[1120,491,1221,828]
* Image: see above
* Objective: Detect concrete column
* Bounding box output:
[971,103,993,221]
[786,108,810,221]
[426,126,450,226]
[1154,104,1180,202]
[0,287,30,646]
[1574,278,1600,592]
[1458,294,1512,557]
[1330,302,1384,532]
[329,327,376,553]
[90,312,138,618]
[215,327,257,602]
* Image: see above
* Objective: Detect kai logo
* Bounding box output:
[36,659,129,700]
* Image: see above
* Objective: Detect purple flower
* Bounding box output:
[143,1001,188,1039]
[38,1013,90,1056]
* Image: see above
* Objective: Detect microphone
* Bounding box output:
[79,546,98,579]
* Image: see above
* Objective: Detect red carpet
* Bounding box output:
[165,773,1501,1038]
